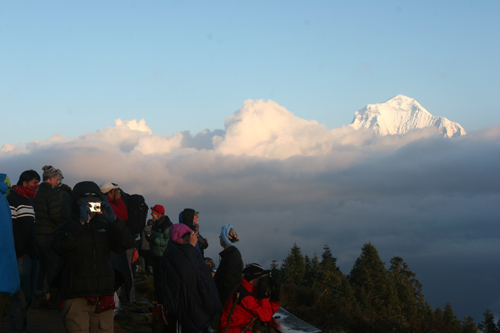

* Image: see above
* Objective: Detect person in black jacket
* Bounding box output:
[51,181,135,333]
[33,165,63,303]
[7,170,41,332]
[179,208,208,257]
[55,169,73,224]
[158,223,220,333]
[213,224,243,307]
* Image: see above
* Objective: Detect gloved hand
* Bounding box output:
[270,278,281,302]
[100,201,116,222]
[79,200,91,223]
[256,276,271,299]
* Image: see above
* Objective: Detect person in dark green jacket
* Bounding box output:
[148,205,172,299]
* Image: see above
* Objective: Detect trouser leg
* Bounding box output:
[62,298,91,333]
[125,248,135,303]
[89,306,114,333]
[152,256,161,300]
[8,258,28,332]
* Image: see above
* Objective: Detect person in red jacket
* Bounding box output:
[99,182,128,222]
[218,263,280,333]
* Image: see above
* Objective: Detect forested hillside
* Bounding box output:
[272,243,480,333]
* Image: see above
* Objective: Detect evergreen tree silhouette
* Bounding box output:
[443,302,462,332]
[314,244,342,292]
[270,258,280,279]
[282,243,305,285]
[388,256,425,323]
[478,309,499,333]
[348,243,399,316]
[461,315,478,333]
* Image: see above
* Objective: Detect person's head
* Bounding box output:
[17,170,41,187]
[243,263,270,286]
[151,205,165,220]
[220,224,239,249]
[42,165,60,188]
[72,181,105,220]
[99,182,119,200]
[169,223,197,246]
[204,257,215,270]
[179,208,199,230]
[56,169,64,187]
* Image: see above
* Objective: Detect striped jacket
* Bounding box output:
[7,190,39,258]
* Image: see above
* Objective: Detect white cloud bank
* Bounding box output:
[1,99,500,321]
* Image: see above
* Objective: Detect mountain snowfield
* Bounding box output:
[350,94,466,137]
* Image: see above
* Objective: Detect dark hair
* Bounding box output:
[17,170,41,186]
[181,231,192,243]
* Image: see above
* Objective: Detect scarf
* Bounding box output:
[11,185,39,198]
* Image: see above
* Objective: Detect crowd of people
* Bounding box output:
[0,166,281,333]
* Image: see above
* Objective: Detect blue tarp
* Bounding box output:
[0,173,20,296]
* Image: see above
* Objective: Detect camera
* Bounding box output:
[89,202,101,213]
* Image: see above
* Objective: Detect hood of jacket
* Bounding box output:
[179,208,196,230]
[0,173,8,196]
[72,181,107,201]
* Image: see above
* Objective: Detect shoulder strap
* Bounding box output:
[233,285,252,305]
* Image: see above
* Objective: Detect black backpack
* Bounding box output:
[121,192,149,235]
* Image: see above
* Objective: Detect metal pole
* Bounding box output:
[224,292,240,333]
[240,317,258,333]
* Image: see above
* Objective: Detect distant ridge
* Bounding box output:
[349,95,466,137]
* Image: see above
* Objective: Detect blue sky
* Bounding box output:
[2,0,499,146]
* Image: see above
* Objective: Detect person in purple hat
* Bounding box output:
[158,223,220,333]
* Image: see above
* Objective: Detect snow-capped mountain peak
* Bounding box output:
[349,95,466,137]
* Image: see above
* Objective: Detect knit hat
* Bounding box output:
[169,223,193,244]
[56,169,64,186]
[42,165,59,179]
[99,182,119,194]
[220,224,239,247]
[152,205,165,216]
[242,263,270,281]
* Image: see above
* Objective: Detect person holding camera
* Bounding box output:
[158,223,220,333]
[51,181,135,332]
[218,263,281,333]
[179,208,209,257]
[100,182,128,222]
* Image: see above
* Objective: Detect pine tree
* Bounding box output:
[348,243,399,316]
[270,258,280,279]
[443,302,462,332]
[334,275,359,311]
[313,245,342,292]
[304,254,313,287]
[282,243,306,286]
[320,244,339,271]
[462,315,478,333]
[478,309,499,333]
[388,256,425,322]
[311,252,320,283]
